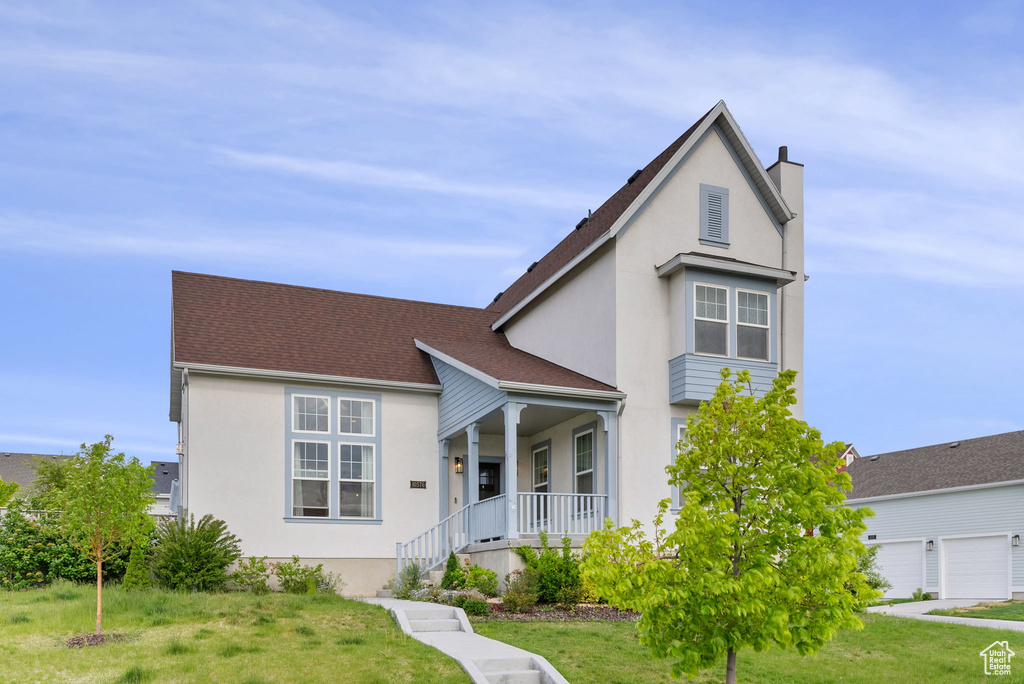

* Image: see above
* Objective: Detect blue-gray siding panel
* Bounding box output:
[669,353,777,404]
[432,358,506,438]
[849,484,1024,590]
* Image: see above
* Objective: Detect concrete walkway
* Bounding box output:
[868,599,1024,632]
[363,598,569,684]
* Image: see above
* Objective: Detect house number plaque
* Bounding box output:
[409,480,426,489]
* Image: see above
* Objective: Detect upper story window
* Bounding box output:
[286,388,381,523]
[293,395,329,433]
[694,284,729,356]
[699,184,730,247]
[339,398,375,435]
[737,290,769,361]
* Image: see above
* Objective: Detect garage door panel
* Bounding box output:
[943,536,1009,600]
[874,541,924,600]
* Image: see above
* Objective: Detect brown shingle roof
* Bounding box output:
[485,105,717,319]
[846,430,1024,499]
[172,272,614,392]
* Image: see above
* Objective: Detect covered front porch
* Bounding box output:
[398,394,620,573]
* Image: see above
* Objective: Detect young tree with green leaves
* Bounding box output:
[0,477,18,507]
[55,436,155,634]
[582,369,876,684]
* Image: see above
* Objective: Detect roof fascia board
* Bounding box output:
[413,339,501,389]
[498,380,626,400]
[845,478,1024,505]
[490,230,612,330]
[656,253,796,285]
[715,104,794,223]
[173,361,443,394]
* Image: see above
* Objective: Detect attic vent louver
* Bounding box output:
[492,291,504,303]
[526,261,538,273]
[869,455,880,462]
[949,442,961,448]
[627,169,642,184]
[575,217,588,230]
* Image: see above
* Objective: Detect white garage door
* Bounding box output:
[873,541,924,599]
[943,536,1009,600]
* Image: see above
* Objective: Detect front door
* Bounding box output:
[479,462,501,500]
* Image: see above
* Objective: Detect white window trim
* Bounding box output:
[735,288,771,362]
[532,445,549,492]
[291,439,331,518]
[573,429,595,494]
[337,397,376,437]
[693,281,730,358]
[291,394,331,434]
[338,441,376,519]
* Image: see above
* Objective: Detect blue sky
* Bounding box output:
[0,0,1021,460]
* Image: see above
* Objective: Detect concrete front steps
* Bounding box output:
[364,598,567,684]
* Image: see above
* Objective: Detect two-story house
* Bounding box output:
[169,101,805,595]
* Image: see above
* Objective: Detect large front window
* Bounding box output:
[694,284,729,356]
[287,390,380,521]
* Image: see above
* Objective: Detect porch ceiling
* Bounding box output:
[477,405,587,436]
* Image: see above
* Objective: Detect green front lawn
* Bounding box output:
[474,613,1024,683]
[930,600,1024,622]
[0,583,467,683]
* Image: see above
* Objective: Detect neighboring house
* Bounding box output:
[149,461,180,516]
[0,452,71,490]
[846,430,1024,601]
[838,444,861,467]
[169,100,806,595]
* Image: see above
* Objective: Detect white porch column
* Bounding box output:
[597,409,619,526]
[466,423,480,505]
[503,402,525,540]
[438,438,450,520]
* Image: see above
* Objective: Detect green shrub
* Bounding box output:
[122,542,151,591]
[0,505,129,589]
[464,564,499,597]
[270,556,341,595]
[556,584,584,611]
[151,512,241,592]
[388,563,425,600]
[912,587,931,601]
[441,552,465,590]
[513,532,581,603]
[501,569,538,613]
[453,588,490,616]
[233,556,272,594]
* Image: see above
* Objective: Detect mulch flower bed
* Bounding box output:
[474,605,639,622]
[65,633,133,648]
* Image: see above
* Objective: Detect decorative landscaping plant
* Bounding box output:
[271,556,341,595]
[150,512,241,593]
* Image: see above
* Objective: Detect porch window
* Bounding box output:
[574,430,594,494]
[532,446,549,493]
[292,441,329,517]
[339,443,375,518]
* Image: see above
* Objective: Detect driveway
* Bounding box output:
[868,599,1024,632]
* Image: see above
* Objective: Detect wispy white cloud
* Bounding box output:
[216,149,602,209]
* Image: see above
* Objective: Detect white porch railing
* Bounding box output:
[396,494,507,574]
[396,492,607,575]
[517,492,607,536]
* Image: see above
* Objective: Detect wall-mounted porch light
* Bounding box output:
[454,457,464,474]
[1013,535,1020,547]
[926,540,934,551]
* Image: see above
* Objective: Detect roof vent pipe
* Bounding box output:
[778,146,788,163]
[869,455,880,462]
[575,217,589,230]
[526,261,538,273]
[949,442,960,448]
[492,291,503,303]
[627,169,642,184]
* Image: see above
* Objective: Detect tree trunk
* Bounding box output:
[95,559,103,635]
[726,647,737,684]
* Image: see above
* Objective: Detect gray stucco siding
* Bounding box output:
[432,358,506,439]
[849,483,1024,591]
